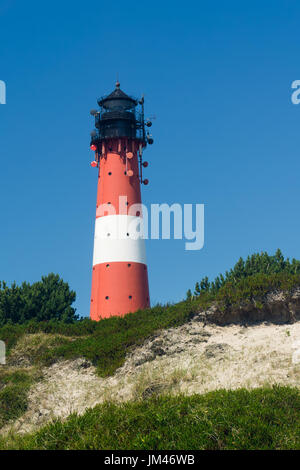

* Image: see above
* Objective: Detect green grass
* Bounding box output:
[0,272,299,377]
[0,369,39,427]
[0,301,199,376]
[0,386,299,450]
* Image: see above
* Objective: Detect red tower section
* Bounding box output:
[89,82,153,320]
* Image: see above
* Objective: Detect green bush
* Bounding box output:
[215,272,300,308]
[0,273,77,325]
[1,387,299,450]
[192,249,300,297]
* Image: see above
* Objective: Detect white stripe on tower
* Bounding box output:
[92,214,147,266]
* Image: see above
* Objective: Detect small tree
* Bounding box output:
[0,274,77,325]
[194,282,201,296]
[186,289,192,300]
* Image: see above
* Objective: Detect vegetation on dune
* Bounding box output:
[215,271,300,309]
[0,387,299,450]
[0,302,196,376]
[0,251,300,377]
[189,249,300,298]
[0,273,77,326]
[0,250,299,447]
[0,369,40,428]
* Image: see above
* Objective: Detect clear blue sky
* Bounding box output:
[1,0,300,316]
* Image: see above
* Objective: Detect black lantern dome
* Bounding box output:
[97,82,137,110]
[90,82,153,149]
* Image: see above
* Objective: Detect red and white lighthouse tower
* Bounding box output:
[89,82,153,320]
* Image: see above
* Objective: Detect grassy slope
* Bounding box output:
[0,272,299,378]
[0,369,40,427]
[0,272,299,449]
[1,387,299,450]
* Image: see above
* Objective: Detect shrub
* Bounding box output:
[192,249,300,297]
[0,274,77,325]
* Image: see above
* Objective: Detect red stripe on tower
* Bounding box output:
[89,82,153,320]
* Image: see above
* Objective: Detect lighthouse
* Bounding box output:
[89,82,153,320]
